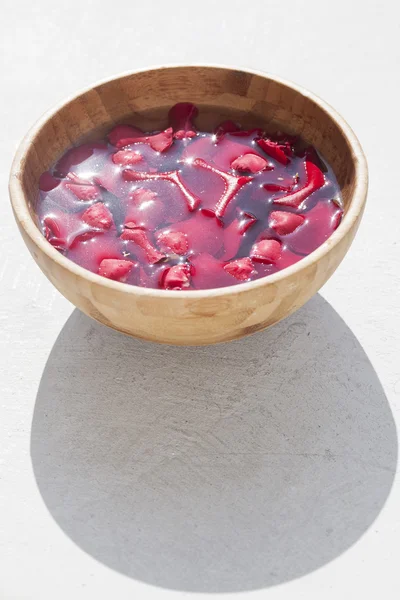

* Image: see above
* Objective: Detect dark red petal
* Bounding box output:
[53,143,107,177]
[300,145,327,172]
[214,120,241,141]
[230,128,264,137]
[168,103,198,138]
[115,128,174,152]
[39,172,61,192]
[272,161,325,208]
[43,214,66,248]
[108,124,144,147]
[147,128,174,152]
[256,138,290,165]
[264,183,292,192]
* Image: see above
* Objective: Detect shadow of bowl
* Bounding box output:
[30,294,397,593]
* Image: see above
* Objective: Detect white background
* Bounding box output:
[1,1,399,598]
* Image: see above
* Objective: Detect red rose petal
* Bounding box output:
[157,230,189,255]
[272,161,325,208]
[112,150,143,166]
[256,138,291,165]
[108,124,144,147]
[121,226,165,264]
[168,103,198,139]
[269,211,305,235]
[224,257,256,281]
[82,202,114,230]
[250,239,282,264]
[161,263,192,290]
[231,153,269,173]
[65,182,101,201]
[98,258,134,282]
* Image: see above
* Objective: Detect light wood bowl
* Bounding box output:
[9,66,368,345]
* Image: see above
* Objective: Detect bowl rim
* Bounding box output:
[9,64,368,299]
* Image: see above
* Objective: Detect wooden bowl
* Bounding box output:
[9,66,368,345]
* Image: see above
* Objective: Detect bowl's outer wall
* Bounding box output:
[17,210,362,345]
[10,66,367,345]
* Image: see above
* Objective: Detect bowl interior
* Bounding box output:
[17,66,357,226]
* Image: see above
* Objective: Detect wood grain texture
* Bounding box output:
[9,66,368,345]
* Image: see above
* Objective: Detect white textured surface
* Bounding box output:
[1,1,399,598]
